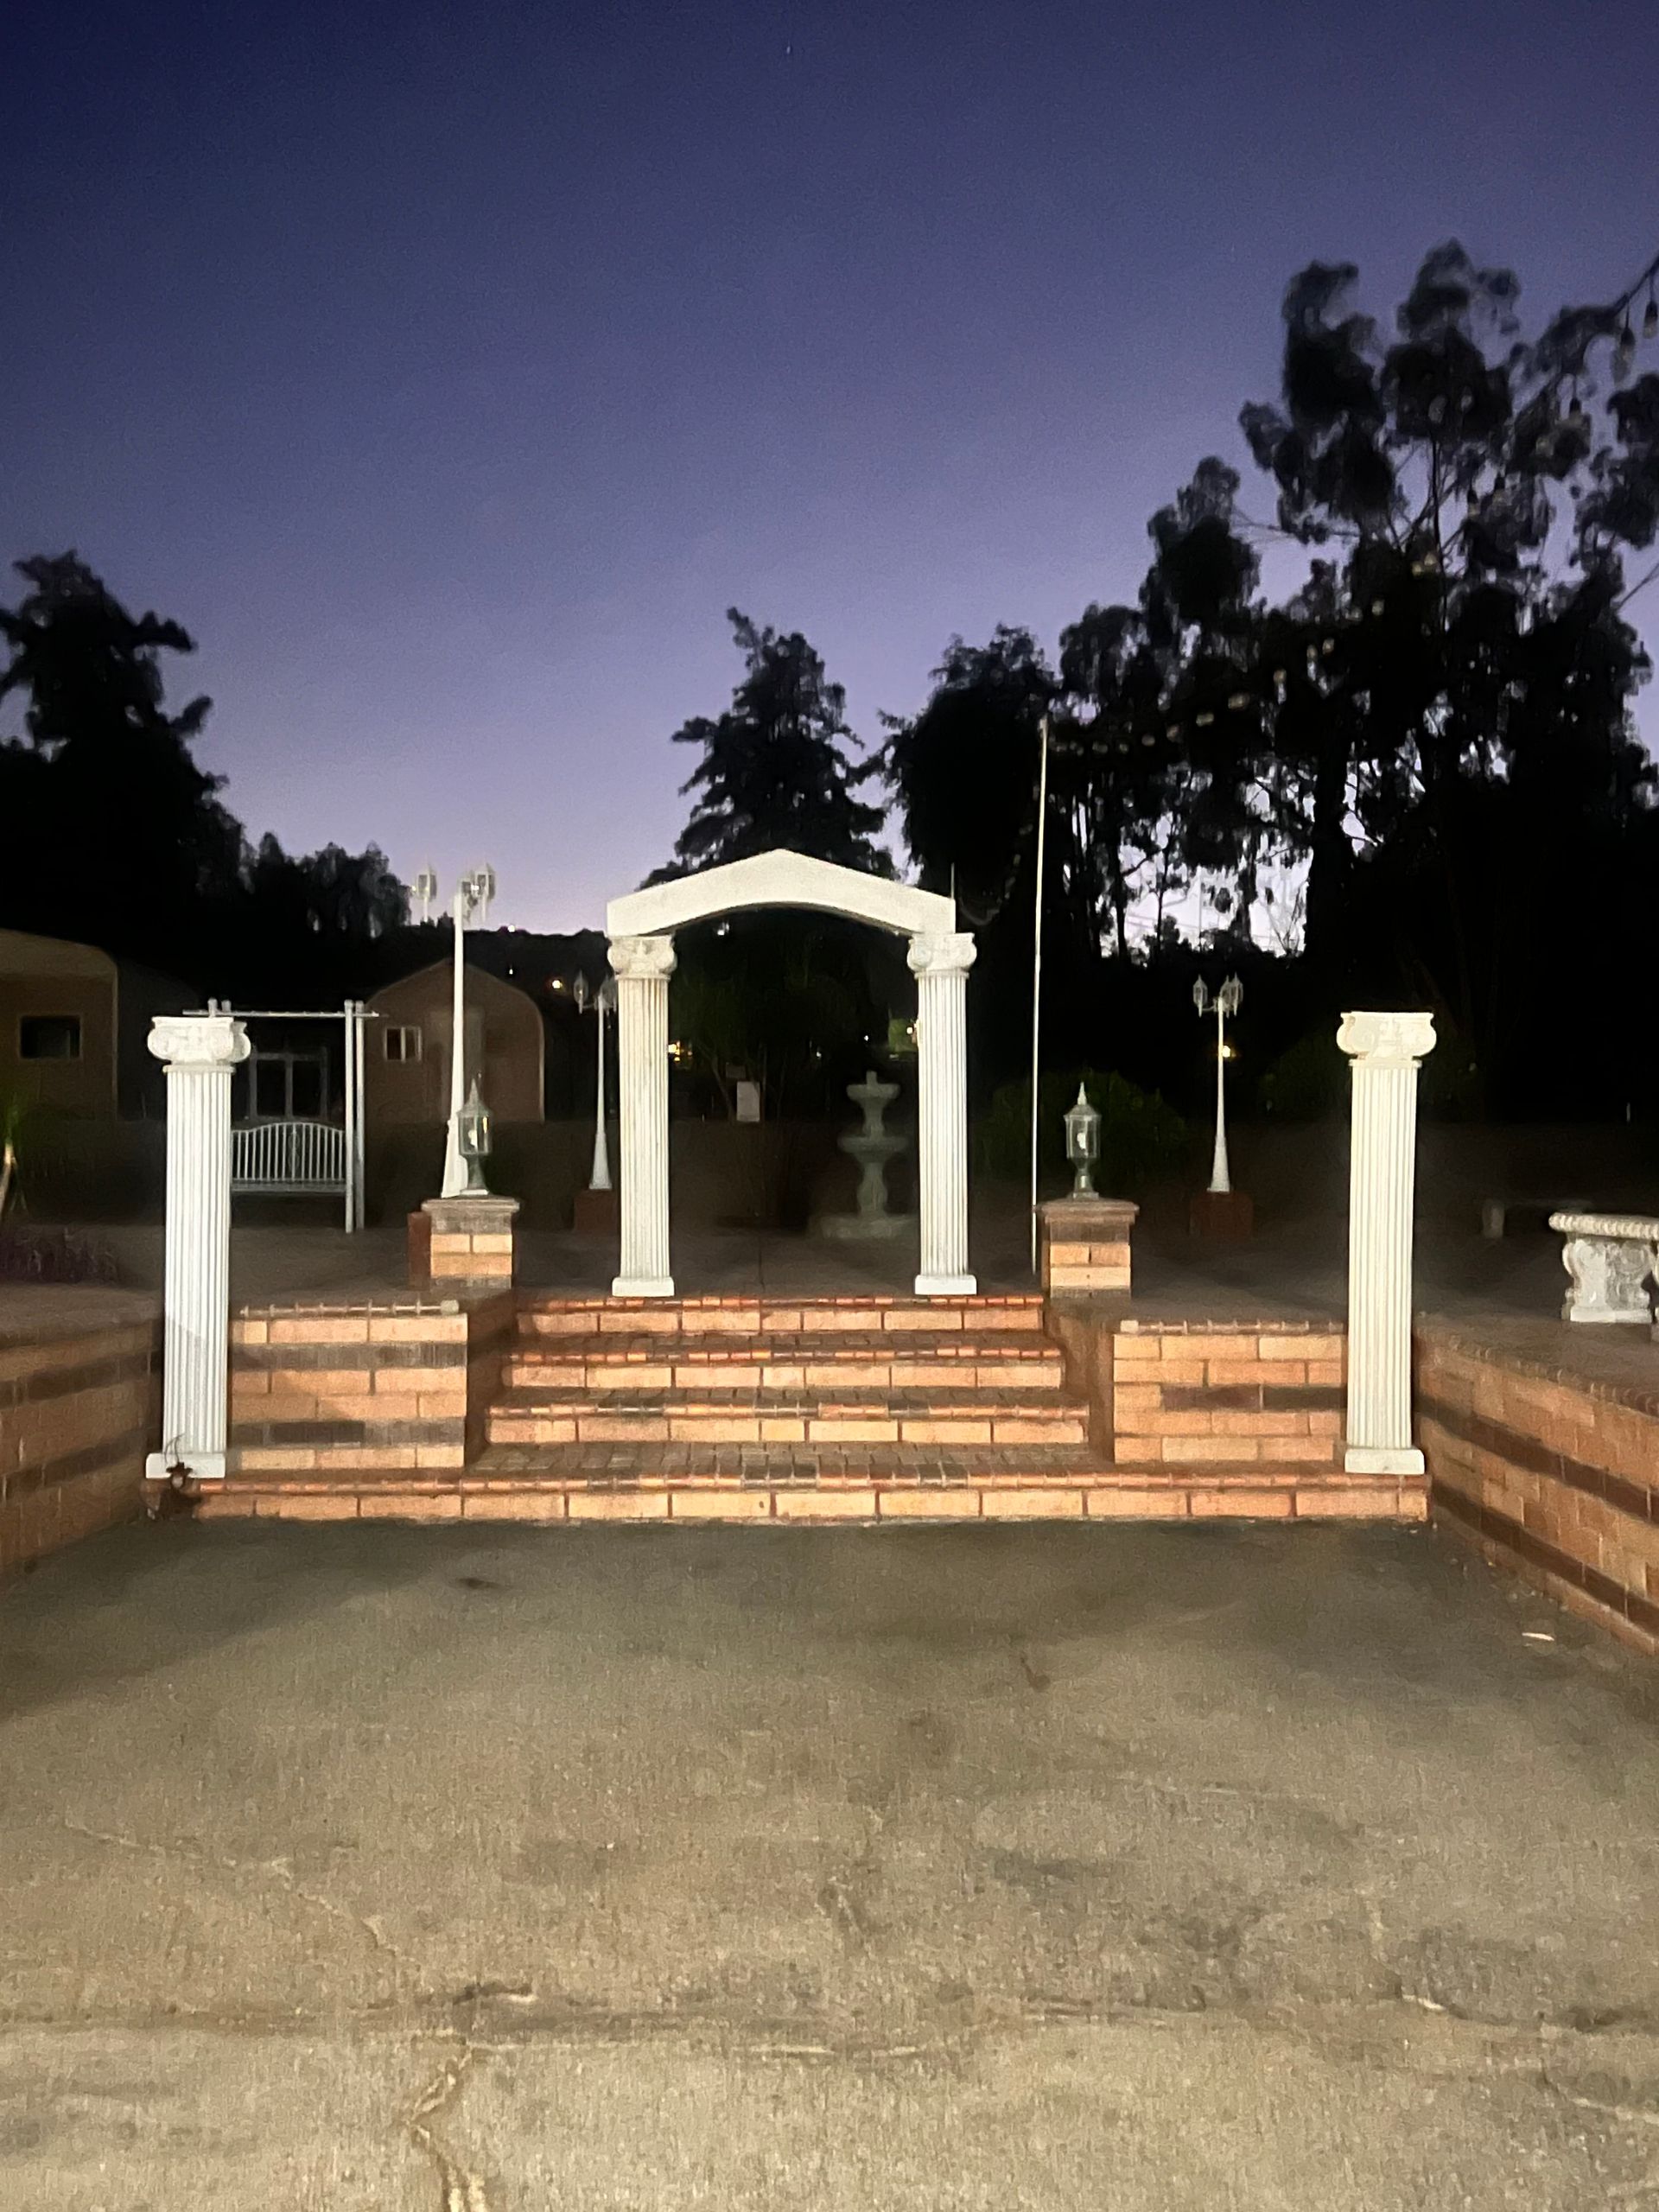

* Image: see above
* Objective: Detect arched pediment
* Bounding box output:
[606,850,955,941]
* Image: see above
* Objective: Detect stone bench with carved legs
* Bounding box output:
[1549,1211,1659,1325]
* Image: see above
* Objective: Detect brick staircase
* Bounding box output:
[201,1293,1426,1524]
[474,1292,1096,1515]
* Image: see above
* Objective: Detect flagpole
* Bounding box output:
[1028,712,1050,1276]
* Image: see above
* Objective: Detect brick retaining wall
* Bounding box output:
[1046,1310,1347,1465]
[1109,1319,1347,1469]
[1418,1322,1659,1659]
[230,1292,515,1478]
[0,1301,160,1576]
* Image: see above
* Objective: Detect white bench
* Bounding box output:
[1548,1211,1659,1325]
[1481,1195,1591,1238]
[232,1118,348,1196]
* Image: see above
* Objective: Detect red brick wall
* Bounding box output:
[230,1292,514,1478]
[1419,1324,1659,1659]
[1110,1320,1346,1470]
[0,1308,159,1575]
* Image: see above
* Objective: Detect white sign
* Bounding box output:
[734,1081,761,1123]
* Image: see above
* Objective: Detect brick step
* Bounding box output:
[200,1457,1427,1523]
[476,1441,1106,1482]
[503,1332,1065,1391]
[486,1388,1091,1447]
[516,1294,1046,1341]
[466,1447,1418,1501]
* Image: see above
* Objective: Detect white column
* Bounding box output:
[145,1014,250,1484]
[353,997,367,1230]
[909,931,977,1296]
[609,932,676,1296]
[590,987,613,1192]
[1338,1011,1436,1475]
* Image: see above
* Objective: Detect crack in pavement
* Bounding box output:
[1542,2075,1659,2134]
[10,1967,1659,2056]
[1541,2072,1659,2206]
[60,1817,424,1978]
[408,2039,493,2212]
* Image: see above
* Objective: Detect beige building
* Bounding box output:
[363,962,544,1127]
[0,929,120,1116]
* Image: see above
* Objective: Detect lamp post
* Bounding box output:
[456,1078,493,1194]
[573,971,617,1192]
[1193,973,1242,1195]
[1064,1084,1101,1196]
[1028,710,1051,1274]
[415,865,497,1199]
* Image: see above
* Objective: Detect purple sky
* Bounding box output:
[7,0,1659,931]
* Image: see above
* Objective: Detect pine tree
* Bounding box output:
[665,610,887,875]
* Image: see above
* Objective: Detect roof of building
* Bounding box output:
[365,960,543,1017]
[0,928,118,982]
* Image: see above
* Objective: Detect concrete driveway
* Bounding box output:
[2,1517,1656,2209]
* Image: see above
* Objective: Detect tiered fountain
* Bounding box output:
[817,1069,914,1242]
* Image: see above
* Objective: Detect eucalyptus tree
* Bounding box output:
[1055,461,1268,950]
[1236,243,1659,1078]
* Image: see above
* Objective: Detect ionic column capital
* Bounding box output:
[1338,1011,1436,1068]
[907,931,976,979]
[148,1015,250,1072]
[608,932,677,982]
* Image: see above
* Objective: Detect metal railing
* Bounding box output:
[231,1118,348,1194]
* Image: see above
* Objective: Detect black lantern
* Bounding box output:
[1064,1083,1100,1196]
[457,1078,493,1193]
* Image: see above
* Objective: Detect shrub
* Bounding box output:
[0,1226,119,1284]
[1261,1024,1483,1122]
[1259,1033,1346,1122]
[979,1069,1189,1193]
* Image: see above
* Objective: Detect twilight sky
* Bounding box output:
[6,0,1658,930]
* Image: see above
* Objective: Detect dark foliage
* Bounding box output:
[0,554,407,1005]
[661,609,887,879]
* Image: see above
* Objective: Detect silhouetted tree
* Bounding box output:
[873,242,1659,1113]
[662,609,887,877]
[878,627,1054,915]
[0,553,242,966]
[1235,243,1658,1094]
[0,552,410,1007]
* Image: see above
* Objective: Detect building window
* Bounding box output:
[20,1014,82,1061]
[385,1025,423,1063]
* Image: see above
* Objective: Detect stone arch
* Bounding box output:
[605,850,976,1298]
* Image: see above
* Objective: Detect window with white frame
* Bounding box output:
[385,1025,423,1063]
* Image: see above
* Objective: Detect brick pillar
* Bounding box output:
[420,1192,519,1290]
[1038,1196,1138,1296]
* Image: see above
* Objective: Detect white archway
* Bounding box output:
[605,851,976,1299]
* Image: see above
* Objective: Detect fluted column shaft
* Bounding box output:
[1338,1012,1435,1475]
[609,933,677,1296]
[909,931,976,1296]
[145,1015,250,1484]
